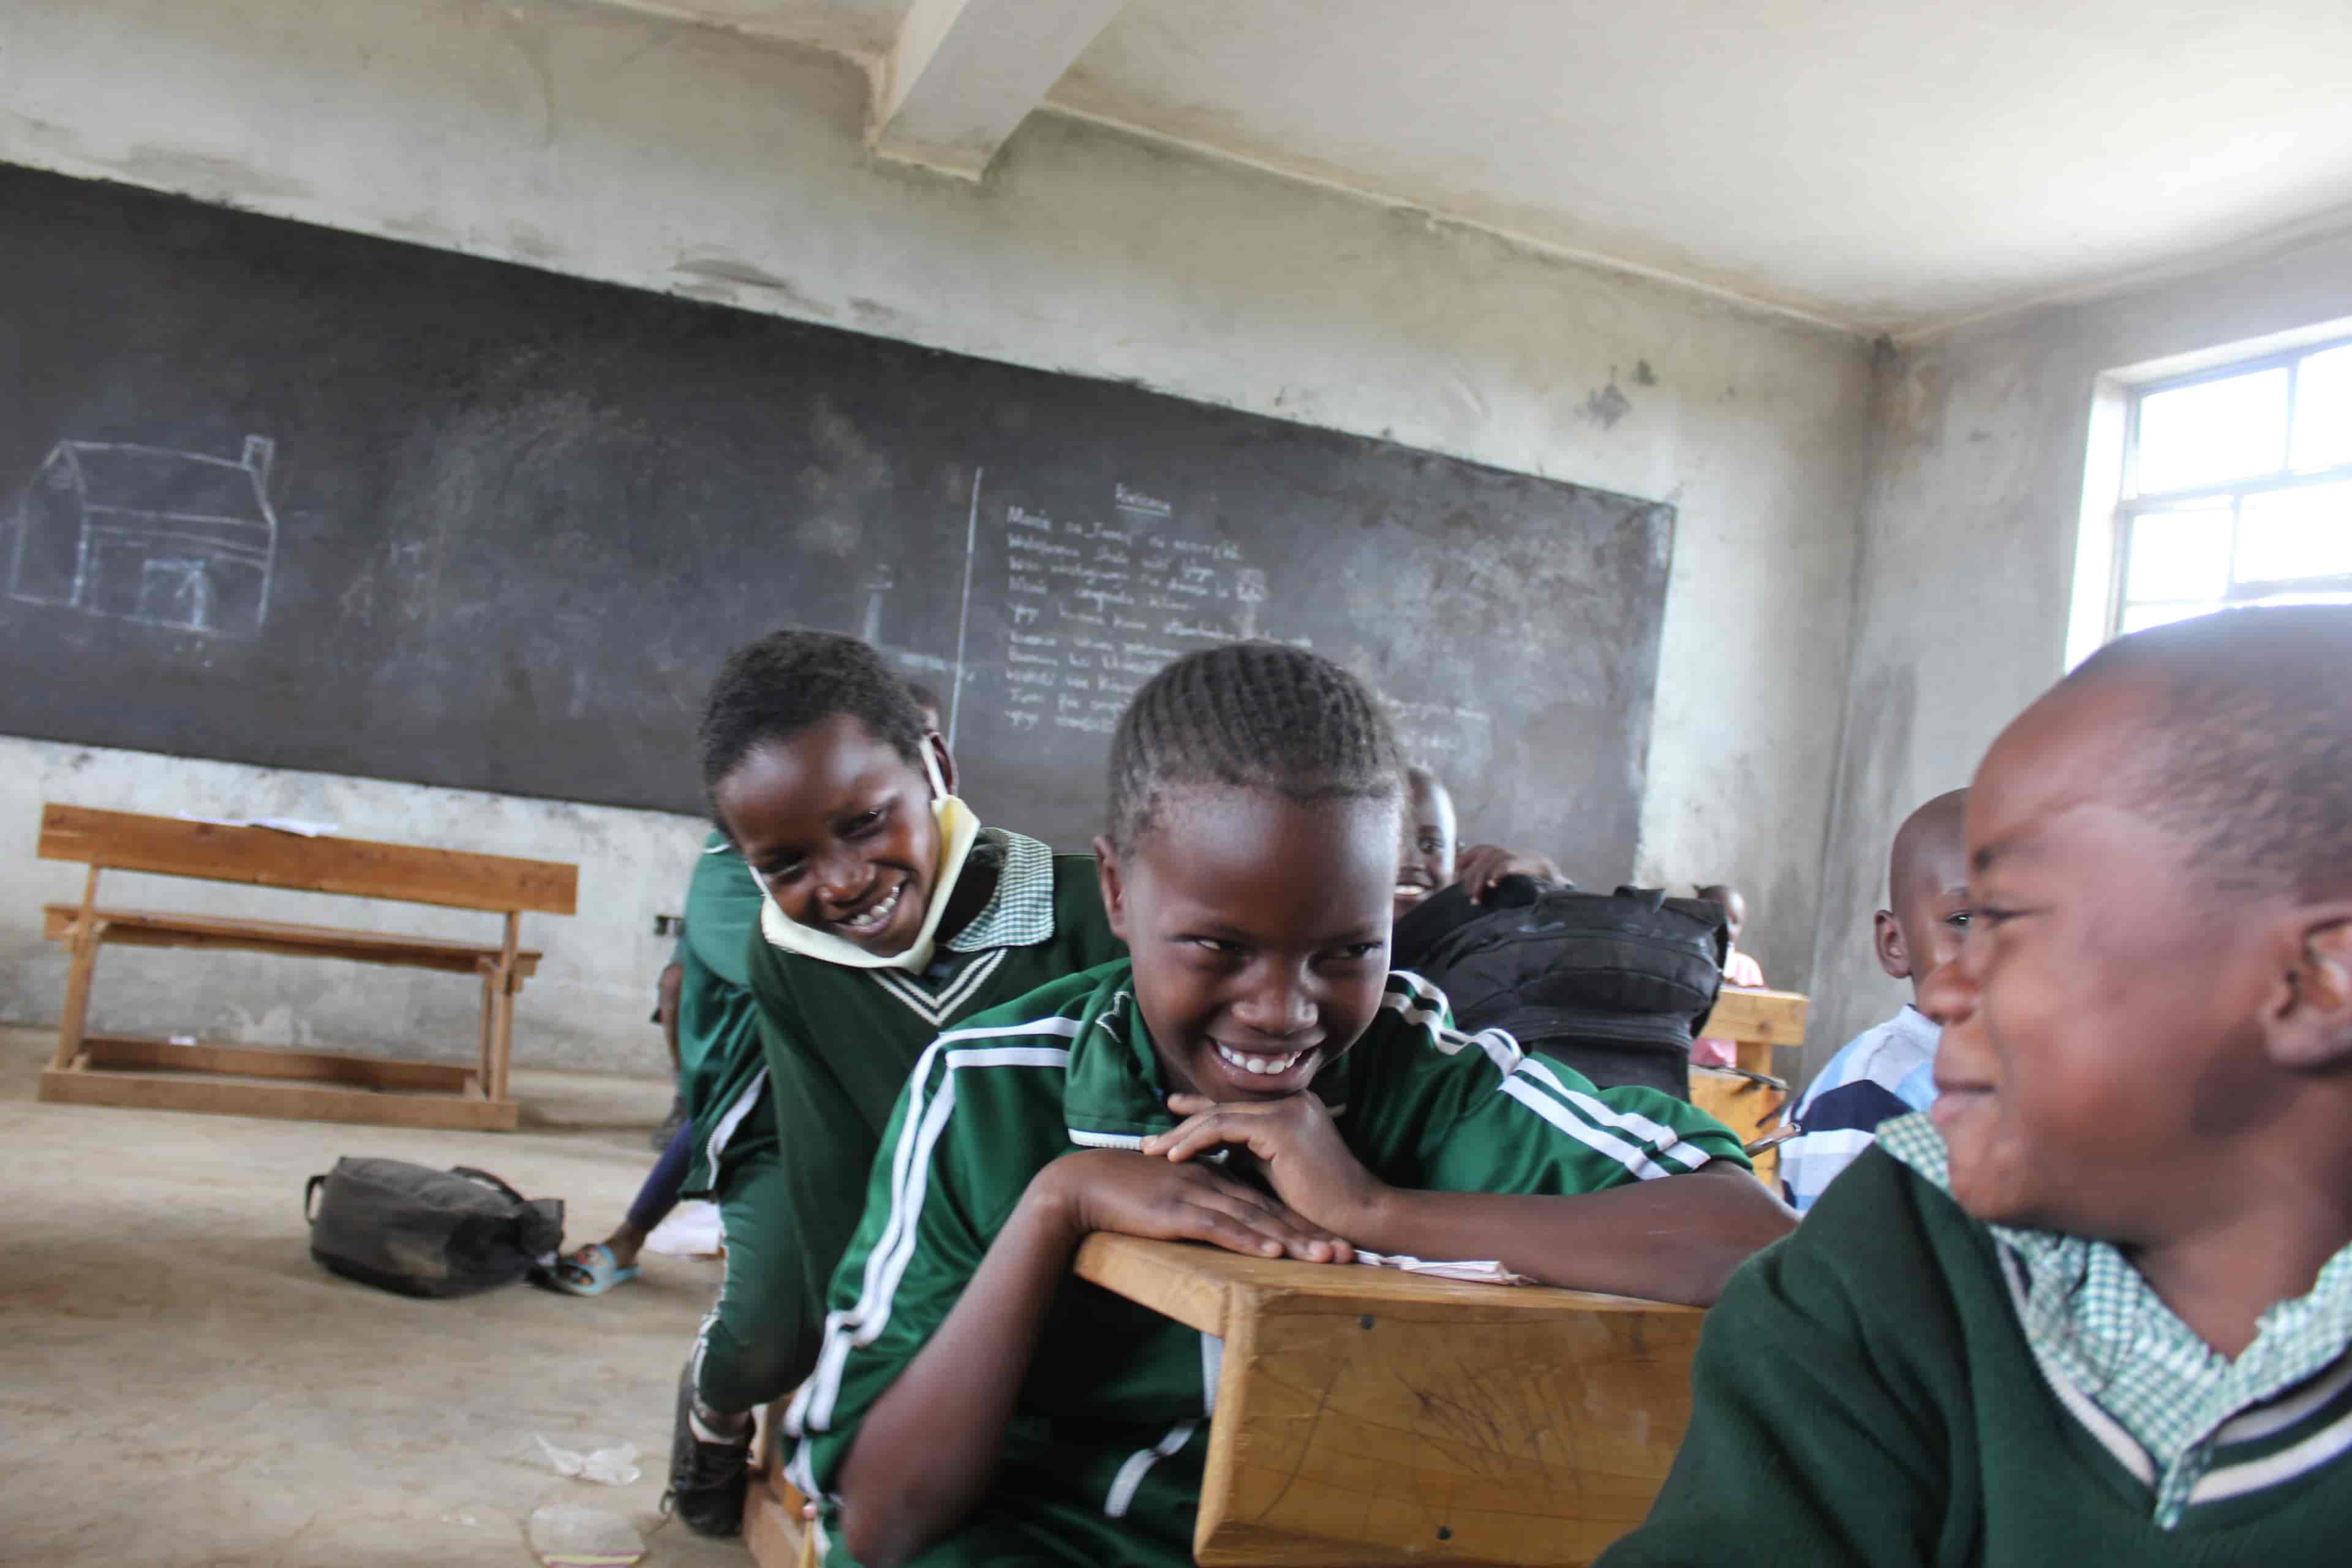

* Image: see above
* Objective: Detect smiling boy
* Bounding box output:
[1777,789,1969,1213]
[1601,606,2352,1564]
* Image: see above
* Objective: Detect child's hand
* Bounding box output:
[1032,1148,1350,1263]
[1143,1093,1387,1239]
[1454,843,1562,901]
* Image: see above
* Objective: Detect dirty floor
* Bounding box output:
[0,1026,757,1567]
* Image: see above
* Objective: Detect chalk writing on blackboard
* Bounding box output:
[7,435,280,639]
[979,481,1314,739]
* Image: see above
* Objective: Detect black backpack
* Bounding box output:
[1400,879,1729,1098]
[304,1158,564,1298]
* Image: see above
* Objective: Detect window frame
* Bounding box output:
[2107,333,2352,638]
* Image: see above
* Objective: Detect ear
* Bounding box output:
[1093,834,1130,942]
[1874,909,1911,981]
[2264,916,2352,1071]
[925,732,959,799]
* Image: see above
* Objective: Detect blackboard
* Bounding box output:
[0,164,1675,869]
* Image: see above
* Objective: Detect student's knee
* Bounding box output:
[695,1306,798,1413]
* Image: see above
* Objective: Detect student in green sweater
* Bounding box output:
[789,643,1794,1568]
[665,631,1123,1536]
[1602,604,2352,1566]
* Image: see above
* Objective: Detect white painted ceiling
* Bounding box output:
[599,0,2352,335]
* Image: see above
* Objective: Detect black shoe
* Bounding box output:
[650,1094,689,1153]
[663,1362,751,1537]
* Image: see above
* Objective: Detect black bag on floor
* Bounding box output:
[304,1158,563,1298]
[1400,879,1729,1099]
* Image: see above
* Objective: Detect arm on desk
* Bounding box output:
[1148,1087,1793,1306]
[1352,1163,1793,1305]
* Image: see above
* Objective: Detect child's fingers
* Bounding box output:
[1166,1093,1215,1116]
[1146,1103,1279,1161]
[1182,1170,1349,1260]
[1180,1193,1337,1262]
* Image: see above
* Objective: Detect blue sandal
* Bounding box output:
[551,1243,641,1297]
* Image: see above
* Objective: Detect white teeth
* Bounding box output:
[839,886,900,932]
[1215,1043,1306,1077]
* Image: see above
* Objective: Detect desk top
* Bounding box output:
[1074,1233,1697,1336]
[1704,986,1809,1046]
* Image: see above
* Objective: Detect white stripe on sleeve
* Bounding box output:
[1102,1422,1198,1518]
[790,1022,1082,1438]
[1512,1057,1710,1171]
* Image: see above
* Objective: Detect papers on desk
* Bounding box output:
[1352,1250,1533,1286]
[175,813,341,837]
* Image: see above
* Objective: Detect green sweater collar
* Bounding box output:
[1880,1112,2352,1526]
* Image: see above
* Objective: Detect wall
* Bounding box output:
[1809,224,2352,1071]
[0,0,1873,1070]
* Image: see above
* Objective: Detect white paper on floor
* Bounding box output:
[527,1501,646,1566]
[1351,1251,1533,1286]
[532,1435,641,1485]
[644,1199,723,1257]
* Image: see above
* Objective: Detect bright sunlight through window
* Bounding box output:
[2116,339,2352,636]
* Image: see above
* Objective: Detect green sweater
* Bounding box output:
[1598,1147,2352,1567]
[723,830,1123,1390]
[670,833,764,1096]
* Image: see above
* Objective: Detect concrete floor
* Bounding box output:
[0,1026,755,1568]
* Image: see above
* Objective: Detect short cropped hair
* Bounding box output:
[2070,605,2352,900]
[698,630,928,808]
[1106,643,1403,849]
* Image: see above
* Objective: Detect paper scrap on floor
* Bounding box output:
[644,1199,723,1257]
[1352,1250,1532,1286]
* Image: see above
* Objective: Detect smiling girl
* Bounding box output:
[665,630,1123,1536]
[785,642,1791,1568]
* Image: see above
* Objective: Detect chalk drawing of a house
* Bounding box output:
[7,436,279,639]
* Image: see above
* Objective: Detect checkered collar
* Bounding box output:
[941,828,1057,953]
[1879,1112,2352,1526]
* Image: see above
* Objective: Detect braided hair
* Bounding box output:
[698,630,929,810]
[1107,643,1403,850]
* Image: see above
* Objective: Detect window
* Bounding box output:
[2111,338,2352,636]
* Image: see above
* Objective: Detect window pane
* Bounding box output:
[2236,483,2352,586]
[2291,344,2352,472]
[2120,601,2220,635]
[2127,507,2233,601]
[2136,367,2289,493]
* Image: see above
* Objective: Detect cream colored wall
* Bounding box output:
[1807,224,2352,1075]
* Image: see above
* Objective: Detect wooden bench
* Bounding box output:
[1687,986,1809,1192]
[34,803,576,1132]
[746,1238,1703,1568]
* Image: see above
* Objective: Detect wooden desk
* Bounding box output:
[1688,987,1807,1191]
[1078,1234,1702,1566]
[1700,987,1809,1076]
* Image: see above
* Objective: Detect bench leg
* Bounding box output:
[476,958,499,1097]
[488,912,521,1103]
[490,974,517,1102]
[52,933,102,1071]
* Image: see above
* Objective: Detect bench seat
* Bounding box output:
[44,904,545,978]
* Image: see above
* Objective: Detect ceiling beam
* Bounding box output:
[870,0,1129,179]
